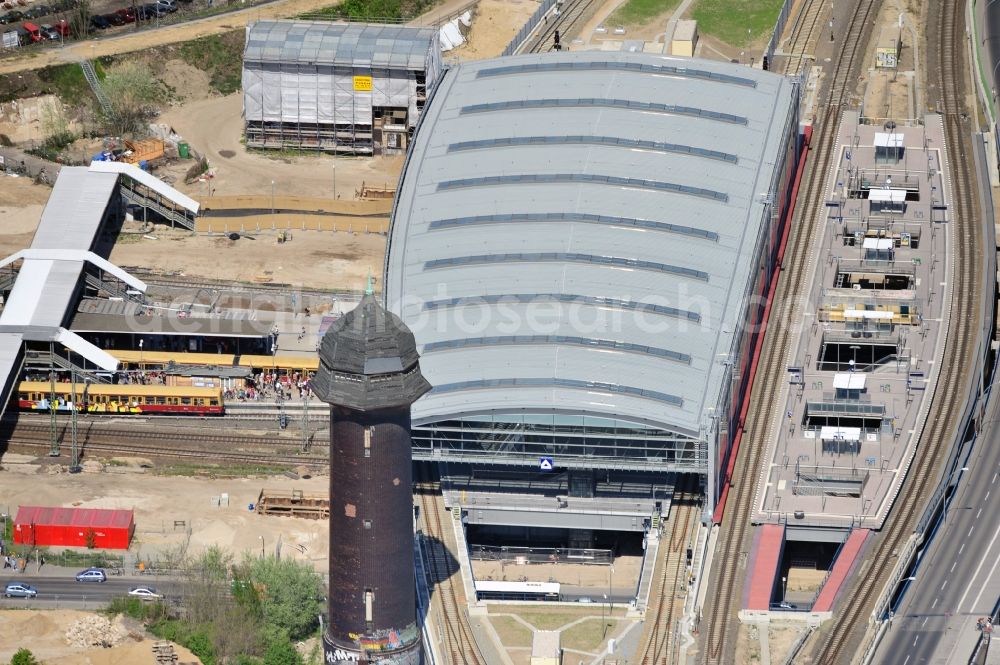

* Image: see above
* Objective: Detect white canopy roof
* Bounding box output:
[868,188,906,204]
[874,132,904,148]
[862,238,894,250]
[844,309,895,319]
[820,426,862,442]
[833,373,867,390]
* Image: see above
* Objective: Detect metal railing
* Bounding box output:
[502,0,558,56]
[469,544,613,565]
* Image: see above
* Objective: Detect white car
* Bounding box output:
[127,586,162,600]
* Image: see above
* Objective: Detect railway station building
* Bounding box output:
[242,21,442,155]
[385,52,800,534]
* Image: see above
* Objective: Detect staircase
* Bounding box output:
[635,531,661,612]
[23,350,112,384]
[79,60,113,118]
[119,182,197,231]
[83,272,147,305]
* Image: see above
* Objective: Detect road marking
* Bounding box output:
[977,508,983,519]
[951,561,958,572]
[956,517,1000,612]
[941,580,948,590]
[932,597,939,608]
[921,617,929,627]
[960,543,966,554]
[987,491,991,501]
[968,526,975,537]
[903,656,911,665]
[992,472,997,484]
[913,636,920,647]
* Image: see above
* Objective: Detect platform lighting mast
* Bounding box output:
[48,341,59,457]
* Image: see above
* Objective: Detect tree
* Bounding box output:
[262,628,302,665]
[243,556,323,641]
[69,0,90,39]
[100,61,161,137]
[10,648,40,665]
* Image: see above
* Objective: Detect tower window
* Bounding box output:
[364,589,374,628]
[364,426,373,457]
[364,519,372,530]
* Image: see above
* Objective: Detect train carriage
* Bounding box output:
[16,381,224,415]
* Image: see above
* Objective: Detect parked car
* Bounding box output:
[0,11,26,24]
[140,3,166,18]
[45,19,70,36]
[104,11,125,25]
[114,7,135,22]
[24,5,52,19]
[4,583,38,598]
[21,21,42,42]
[40,23,59,39]
[155,0,178,12]
[75,568,107,583]
[127,586,162,600]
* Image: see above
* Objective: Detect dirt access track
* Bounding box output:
[0,0,475,75]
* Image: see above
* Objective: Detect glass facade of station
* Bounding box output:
[411,413,707,471]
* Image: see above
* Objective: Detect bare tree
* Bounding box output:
[70,0,90,39]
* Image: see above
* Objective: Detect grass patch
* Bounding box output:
[508,609,601,631]
[36,63,96,107]
[44,549,125,568]
[178,31,243,95]
[301,0,439,21]
[154,462,289,478]
[561,618,616,652]
[489,616,533,648]
[606,0,682,27]
[690,0,785,47]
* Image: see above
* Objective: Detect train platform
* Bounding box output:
[752,111,952,530]
[812,528,869,612]
[744,524,785,610]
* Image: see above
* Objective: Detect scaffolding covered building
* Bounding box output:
[242,21,442,154]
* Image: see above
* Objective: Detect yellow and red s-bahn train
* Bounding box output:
[16,381,224,416]
[109,350,319,376]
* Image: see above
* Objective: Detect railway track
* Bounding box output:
[813,0,983,661]
[781,0,827,76]
[2,423,328,465]
[523,0,601,53]
[414,463,487,665]
[698,1,879,663]
[634,478,701,665]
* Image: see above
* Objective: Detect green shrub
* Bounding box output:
[10,648,40,665]
[185,630,216,665]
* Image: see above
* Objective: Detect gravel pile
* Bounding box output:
[65,614,130,648]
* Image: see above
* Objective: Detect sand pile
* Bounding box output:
[64,615,130,649]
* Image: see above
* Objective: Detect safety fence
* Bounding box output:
[501,0,558,56]
[764,0,795,68]
[469,544,613,565]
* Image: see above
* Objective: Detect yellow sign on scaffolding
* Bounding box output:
[353,76,373,92]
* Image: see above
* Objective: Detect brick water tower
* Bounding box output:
[311,280,430,665]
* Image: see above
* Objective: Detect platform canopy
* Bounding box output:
[844,309,894,320]
[862,238,894,250]
[873,132,904,148]
[820,426,862,442]
[868,189,906,204]
[833,373,867,390]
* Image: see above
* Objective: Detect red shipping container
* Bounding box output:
[13,506,134,550]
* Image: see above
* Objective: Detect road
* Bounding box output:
[0,0,472,76]
[0,573,181,608]
[870,383,1000,665]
